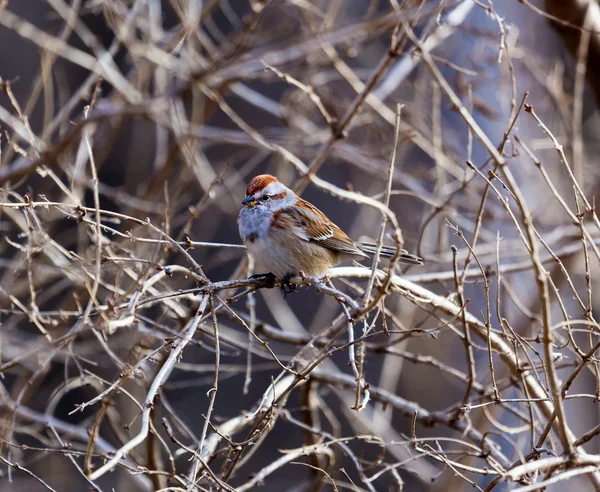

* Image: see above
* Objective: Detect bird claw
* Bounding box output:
[281,273,298,298]
[249,272,276,289]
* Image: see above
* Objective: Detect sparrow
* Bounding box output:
[237,175,422,290]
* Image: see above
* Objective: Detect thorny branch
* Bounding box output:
[1,1,600,491]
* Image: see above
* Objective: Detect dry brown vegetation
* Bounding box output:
[1,0,600,490]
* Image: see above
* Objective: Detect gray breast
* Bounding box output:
[238,207,271,241]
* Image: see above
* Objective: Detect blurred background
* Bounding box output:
[1,0,600,490]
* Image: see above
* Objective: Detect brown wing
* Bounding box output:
[278,198,367,257]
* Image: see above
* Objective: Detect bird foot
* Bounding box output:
[249,272,276,289]
[281,273,299,298]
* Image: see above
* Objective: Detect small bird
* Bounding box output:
[238,174,422,289]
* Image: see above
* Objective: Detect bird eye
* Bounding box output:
[261,195,270,201]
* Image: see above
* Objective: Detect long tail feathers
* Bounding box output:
[357,242,424,266]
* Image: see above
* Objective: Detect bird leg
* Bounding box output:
[248,272,276,289]
[281,273,298,298]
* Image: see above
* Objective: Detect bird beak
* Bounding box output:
[242,196,257,207]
